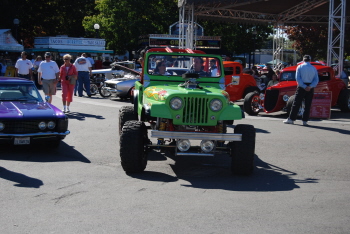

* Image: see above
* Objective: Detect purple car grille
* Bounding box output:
[0,120,56,134]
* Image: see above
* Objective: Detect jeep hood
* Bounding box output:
[144,84,227,102]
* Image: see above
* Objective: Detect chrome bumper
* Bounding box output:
[0,131,70,138]
[151,130,242,141]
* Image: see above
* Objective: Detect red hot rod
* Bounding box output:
[243,62,350,116]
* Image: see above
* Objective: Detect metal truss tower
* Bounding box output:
[327,0,346,77]
[272,24,285,68]
[179,2,196,49]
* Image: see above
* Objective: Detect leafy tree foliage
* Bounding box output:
[83,0,179,54]
[285,25,350,62]
[0,0,96,47]
[199,21,273,55]
[285,25,329,60]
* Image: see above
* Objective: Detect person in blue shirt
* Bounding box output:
[283,55,319,126]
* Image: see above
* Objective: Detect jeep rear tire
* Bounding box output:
[230,124,255,175]
[120,120,148,173]
[243,92,260,116]
[119,106,138,135]
[338,89,350,112]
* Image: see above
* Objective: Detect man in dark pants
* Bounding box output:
[283,55,319,126]
[73,53,92,97]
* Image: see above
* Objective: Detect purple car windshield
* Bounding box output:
[0,83,42,102]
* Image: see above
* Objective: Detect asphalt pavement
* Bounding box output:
[1,90,350,233]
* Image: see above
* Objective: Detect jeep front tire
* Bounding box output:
[120,120,149,173]
[119,106,138,135]
[230,124,255,175]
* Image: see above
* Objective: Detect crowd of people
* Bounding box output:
[4,51,350,117]
[245,64,282,89]
[6,51,135,113]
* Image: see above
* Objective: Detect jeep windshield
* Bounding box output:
[147,55,221,78]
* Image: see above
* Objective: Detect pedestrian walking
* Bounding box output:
[38,52,60,103]
[73,53,92,97]
[32,55,43,89]
[59,54,78,112]
[15,51,33,80]
[283,55,319,126]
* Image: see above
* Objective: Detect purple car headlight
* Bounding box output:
[47,121,56,130]
[38,122,46,130]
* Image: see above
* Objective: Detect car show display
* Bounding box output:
[119,48,256,175]
[91,61,141,99]
[243,62,350,116]
[0,77,70,148]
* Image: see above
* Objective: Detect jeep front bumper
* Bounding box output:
[151,130,242,141]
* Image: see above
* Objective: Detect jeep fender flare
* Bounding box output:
[133,89,139,115]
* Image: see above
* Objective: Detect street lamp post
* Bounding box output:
[94,24,100,38]
[252,30,257,67]
[13,18,19,42]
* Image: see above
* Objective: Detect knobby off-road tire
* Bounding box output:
[119,106,138,135]
[243,92,260,116]
[230,124,255,175]
[338,89,350,112]
[120,120,149,173]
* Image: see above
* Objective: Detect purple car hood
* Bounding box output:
[0,101,64,119]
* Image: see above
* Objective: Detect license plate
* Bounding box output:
[14,137,30,145]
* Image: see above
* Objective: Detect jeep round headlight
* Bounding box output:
[0,122,4,131]
[177,139,191,152]
[210,99,223,112]
[200,140,215,153]
[47,121,56,129]
[170,97,183,110]
[38,121,46,130]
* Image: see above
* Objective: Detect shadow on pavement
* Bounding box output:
[302,124,350,134]
[127,153,317,192]
[0,166,43,188]
[0,141,91,163]
[65,111,105,121]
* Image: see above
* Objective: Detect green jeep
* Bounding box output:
[119,48,256,175]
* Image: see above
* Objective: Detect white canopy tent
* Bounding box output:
[0,29,24,52]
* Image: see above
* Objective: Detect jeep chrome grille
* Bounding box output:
[183,97,208,124]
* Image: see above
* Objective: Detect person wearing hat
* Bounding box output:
[15,51,33,80]
[38,52,60,103]
[283,55,319,126]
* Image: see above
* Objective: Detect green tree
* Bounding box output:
[199,21,273,55]
[285,25,328,60]
[83,0,178,54]
[0,0,96,47]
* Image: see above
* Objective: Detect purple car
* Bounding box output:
[0,77,70,148]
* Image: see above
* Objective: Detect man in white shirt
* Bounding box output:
[38,52,60,103]
[15,51,33,80]
[283,55,319,126]
[74,53,92,97]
